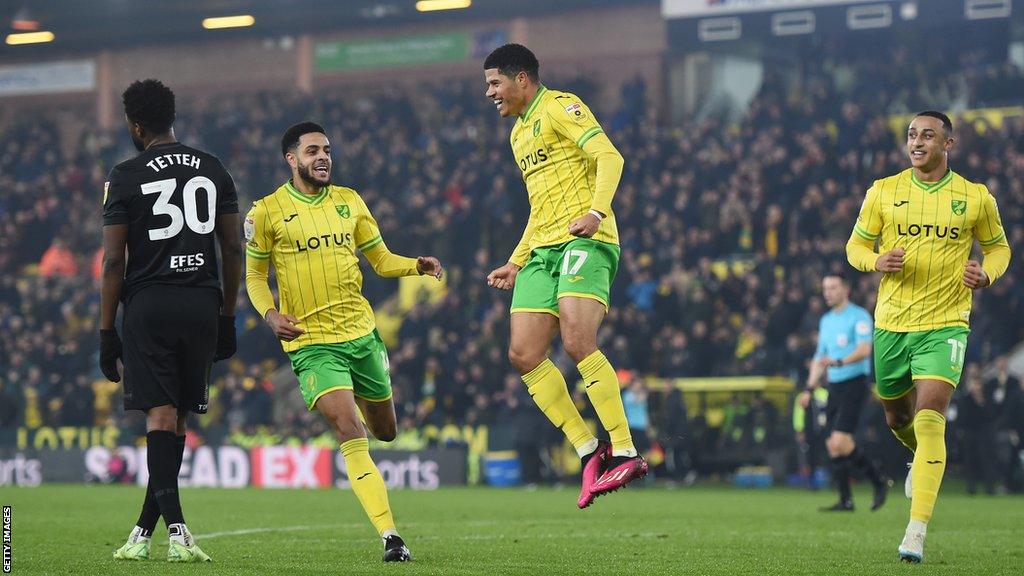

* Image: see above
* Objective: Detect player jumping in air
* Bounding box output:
[104,79,242,562]
[246,122,443,562]
[483,44,646,509]
[846,111,1011,562]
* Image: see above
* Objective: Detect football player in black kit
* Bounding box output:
[101,79,242,562]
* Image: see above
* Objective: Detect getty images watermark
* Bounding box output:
[2,505,10,573]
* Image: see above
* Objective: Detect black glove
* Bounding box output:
[99,329,123,382]
[213,315,236,361]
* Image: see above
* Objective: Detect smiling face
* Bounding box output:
[288,132,331,188]
[906,115,954,173]
[484,68,529,118]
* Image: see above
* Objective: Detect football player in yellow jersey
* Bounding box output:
[483,44,646,509]
[245,122,443,562]
[846,111,1011,563]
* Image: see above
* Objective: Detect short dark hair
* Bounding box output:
[122,79,176,134]
[914,110,954,137]
[484,43,539,83]
[281,121,326,156]
[824,271,848,284]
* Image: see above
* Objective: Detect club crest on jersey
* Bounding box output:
[336,205,351,219]
[533,119,541,137]
[951,200,967,215]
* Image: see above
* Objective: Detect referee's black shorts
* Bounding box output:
[122,285,219,414]
[825,374,870,434]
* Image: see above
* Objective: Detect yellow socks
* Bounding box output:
[340,438,395,536]
[892,420,918,452]
[910,409,946,523]
[523,359,597,456]
[577,351,635,457]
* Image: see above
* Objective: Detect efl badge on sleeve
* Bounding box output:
[244,215,255,241]
[564,102,587,123]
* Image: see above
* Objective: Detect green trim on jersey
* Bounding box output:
[519,85,548,124]
[979,232,1006,246]
[357,236,383,252]
[246,246,270,259]
[284,181,328,205]
[910,169,953,193]
[576,126,603,147]
[853,224,877,240]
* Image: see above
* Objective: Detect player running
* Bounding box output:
[846,111,1011,563]
[246,122,442,562]
[483,44,646,509]
[103,79,242,562]
[800,273,889,512]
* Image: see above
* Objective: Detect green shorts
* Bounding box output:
[511,238,620,316]
[873,327,969,400]
[288,329,392,410]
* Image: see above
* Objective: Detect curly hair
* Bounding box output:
[281,121,326,156]
[122,79,176,134]
[483,44,539,83]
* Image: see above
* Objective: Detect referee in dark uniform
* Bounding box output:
[800,273,890,511]
[101,79,241,561]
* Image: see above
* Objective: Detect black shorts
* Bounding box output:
[122,285,219,414]
[825,375,870,434]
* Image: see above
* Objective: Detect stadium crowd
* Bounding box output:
[1,46,1022,487]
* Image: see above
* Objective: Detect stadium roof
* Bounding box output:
[1,0,655,56]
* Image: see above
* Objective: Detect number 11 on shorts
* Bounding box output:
[947,338,965,365]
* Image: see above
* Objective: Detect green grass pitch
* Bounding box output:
[2,483,1021,575]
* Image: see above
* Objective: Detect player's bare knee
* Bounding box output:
[367,418,397,442]
[146,405,178,432]
[508,346,542,375]
[825,437,838,456]
[332,418,367,443]
[885,411,912,430]
[834,436,854,456]
[560,331,596,363]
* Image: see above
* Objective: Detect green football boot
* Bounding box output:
[166,523,212,563]
[167,539,212,563]
[113,527,150,561]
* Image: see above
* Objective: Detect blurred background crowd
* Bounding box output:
[1,36,1022,490]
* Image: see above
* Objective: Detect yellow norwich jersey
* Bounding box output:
[245,181,396,351]
[849,168,1010,332]
[508,86,622,266]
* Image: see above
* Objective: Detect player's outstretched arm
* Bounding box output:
[362,240,442,280]
[416,256,444,280]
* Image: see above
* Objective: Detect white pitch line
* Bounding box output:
[197,524,358,539]
[198,524,669,543]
